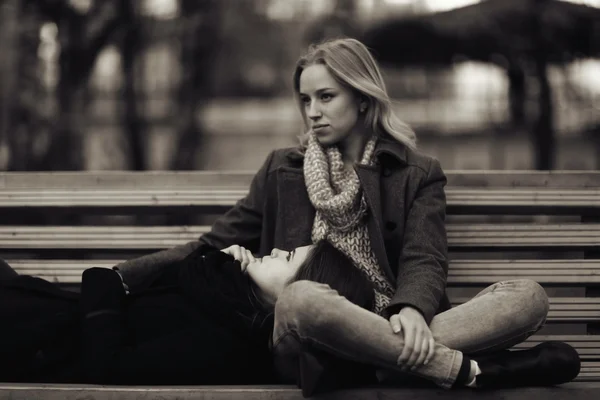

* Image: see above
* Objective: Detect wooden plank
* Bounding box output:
[445,171,600,189]
[1,382,600,400]
[446,224,600,248]
[1,224,599,250]
[0,188,600,215]
[2,171,600,189]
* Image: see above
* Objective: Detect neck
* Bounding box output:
[339,128,369,165]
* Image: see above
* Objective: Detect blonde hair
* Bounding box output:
[293,38,416,149]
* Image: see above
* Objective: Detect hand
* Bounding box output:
[390,306,435,371]
[220,245,255,271]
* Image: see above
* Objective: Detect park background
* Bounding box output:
[0,0,599,173]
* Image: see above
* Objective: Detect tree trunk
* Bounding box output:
[120,0,146,170]
[0,0,20,169]
[36,0,124,170]
[170,0,221,171]
[531,0,555,170]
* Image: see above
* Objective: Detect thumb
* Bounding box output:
[390,314,402,334]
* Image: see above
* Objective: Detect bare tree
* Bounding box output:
[170,0,222,170]
[120,0,146,170]
[33,0,125,170]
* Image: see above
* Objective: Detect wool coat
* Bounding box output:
[117,134,451,324]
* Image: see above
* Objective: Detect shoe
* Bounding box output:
[475,341,580,389]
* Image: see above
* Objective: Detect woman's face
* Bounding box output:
[298,64,363,147]
[246,245,313,304]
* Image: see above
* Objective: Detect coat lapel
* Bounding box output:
[356,165,395,283]
[277,167,315,250]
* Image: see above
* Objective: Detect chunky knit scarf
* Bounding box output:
[304,132,394,314]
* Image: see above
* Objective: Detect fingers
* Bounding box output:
[240,248,255,271]
[405,326,422,370]
[395,316,435,371]
[397,316,415,369]
[390,314,402,334]
[220,245,255,271]
[413,337,429,370]
[425,337,435,365]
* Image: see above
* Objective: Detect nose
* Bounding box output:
[306,102,321,121]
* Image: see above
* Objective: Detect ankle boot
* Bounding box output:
[475,341,580,389]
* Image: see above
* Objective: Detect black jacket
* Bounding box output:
[0,248,275,384]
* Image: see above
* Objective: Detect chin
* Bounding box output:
[315,134,340,147]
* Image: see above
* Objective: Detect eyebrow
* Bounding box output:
[298,88,335,96]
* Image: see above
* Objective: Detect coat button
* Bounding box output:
[385,221,397,231]
[382,167,392,177]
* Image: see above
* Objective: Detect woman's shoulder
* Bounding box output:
[259,146,305,175]
[403,147,444,175]
[377,135,444,176]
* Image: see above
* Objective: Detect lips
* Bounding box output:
[312,124,329,131]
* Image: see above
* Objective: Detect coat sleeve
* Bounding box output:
[113,151,275,291]
[196,150,275,252]
[383,158,449,325]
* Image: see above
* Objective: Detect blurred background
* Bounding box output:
[0,0,598,172]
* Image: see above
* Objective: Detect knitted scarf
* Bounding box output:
[304,132,394,314]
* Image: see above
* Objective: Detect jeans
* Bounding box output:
[272,279,549,390]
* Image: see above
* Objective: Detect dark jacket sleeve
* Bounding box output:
[383,159,449,324]
[113,151,275,290]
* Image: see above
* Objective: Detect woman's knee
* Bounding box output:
[514,279,549,325]
[274,280,337,333]
[276,281,328,317]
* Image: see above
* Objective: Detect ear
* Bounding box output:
[359,100,368,113]
[358,95,368,113]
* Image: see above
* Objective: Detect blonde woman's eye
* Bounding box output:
[321,93,332,101]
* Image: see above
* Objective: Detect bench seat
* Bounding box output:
[1,382,600,400]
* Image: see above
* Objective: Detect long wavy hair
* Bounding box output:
[292,37,416,150]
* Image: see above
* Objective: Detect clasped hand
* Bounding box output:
[220,244,255,271]
[389,306,435,370]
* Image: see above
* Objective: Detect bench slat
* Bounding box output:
[7,259,600,285]
[1,188,600,205]
[1,224,600,249]
[1,188,600,216]
[2,171,600,188]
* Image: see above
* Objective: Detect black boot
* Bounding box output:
[475,341,580,389]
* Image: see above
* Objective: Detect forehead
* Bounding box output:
[299,64,342,94]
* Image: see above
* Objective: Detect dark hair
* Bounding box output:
[244,241,375,334]
[289,240,375,311]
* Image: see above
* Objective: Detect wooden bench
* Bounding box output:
[0,170,599,399]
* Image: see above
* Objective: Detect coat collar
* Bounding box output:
[284,134,407,165]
